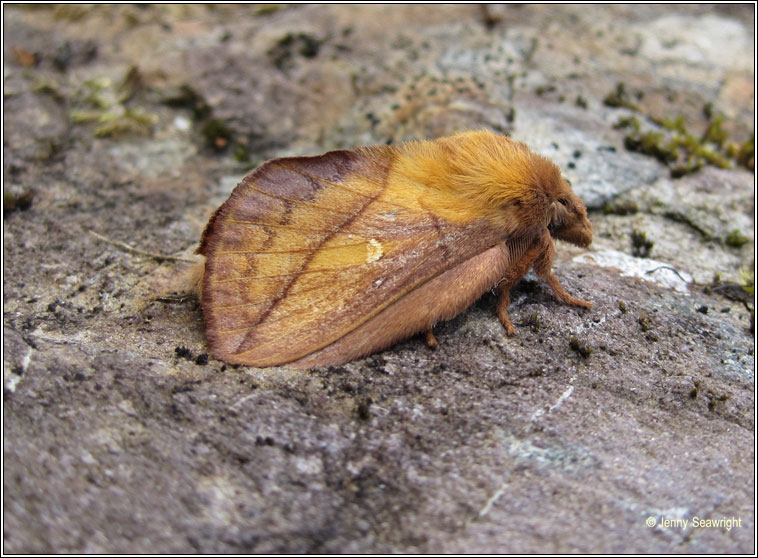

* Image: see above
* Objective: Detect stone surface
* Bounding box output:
[3,4,754,554]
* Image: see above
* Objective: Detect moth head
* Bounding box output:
[548,180,592,247]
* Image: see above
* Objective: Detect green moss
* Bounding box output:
[702,113,728,146]
[117,64,142,104]
[603,201,638,215]
[527,311,541,333]
[81,76,113,108]
[705,271,754,307]
[93,107,158,138]
[608,91,752,176]
[655,114,687,134]
[233,143,251,163]
[535,84,556,96]
[201,119,233,151]
[3,189,34,215]
[160,84,212,121]
[696,146,731,169]
[637,312,651,332]
[268,32,324,70]
[663,210,711,240]
[253,4,284,15]
[70,109,103,123]
[52,4,91,21]
[569,336,591,358]
[32,77,65,102]
[356,397,372,420]
[620,113,738,177]
[569,336,592,358]
[739,268,754,295]
[613,116,640,131]
[630,229,654,258]
[70,67,158,138]
[736,138,754,170]
[641,131,676,162]
[603,82,639,111]
[690,380,701,399]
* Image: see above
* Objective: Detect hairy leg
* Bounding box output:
[497,231,592,336]
[424,328,438,349]
[533,232,592,309]
[497,239,542,335]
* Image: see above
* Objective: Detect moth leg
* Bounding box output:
[497,240,542,335]
[534,232,592,309]
[424,329,438,349]
[496,286,517,336]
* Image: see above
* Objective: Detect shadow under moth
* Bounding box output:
[198,130,593,369]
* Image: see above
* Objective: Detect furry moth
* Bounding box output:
[198,130,593,368]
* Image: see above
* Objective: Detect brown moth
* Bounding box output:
[197,130,592,368]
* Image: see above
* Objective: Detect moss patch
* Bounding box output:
[630,229,654,258]
[607,85,754,176]
[69,66,158,138]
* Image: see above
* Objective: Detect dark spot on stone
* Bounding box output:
[569,335,592,358]
[175,346,193,360]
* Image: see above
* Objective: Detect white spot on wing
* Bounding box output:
[366,239,383,263]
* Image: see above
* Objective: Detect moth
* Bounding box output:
[198,130,592,369]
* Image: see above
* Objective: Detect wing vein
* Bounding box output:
[243,183,359,217]
[224,219,335,233]
[227,252,439,345]
[278,159,424,213]
[210,264,362,284]
[215,240,372,256]
[214,280,329,311]
[231,165,392,354]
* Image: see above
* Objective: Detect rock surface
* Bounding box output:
[3,4,754,553]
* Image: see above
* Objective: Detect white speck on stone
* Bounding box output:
[574,249,693,293]
[5,374,22,393]
[21,348,31,371]
[80,450,98,465]
[117,399,138,417]
[374,278,383,287]
[173,115,191,131]
[531,381,575,421]
[4,346,32,393]
[479,480,509,518]
[294,455,323,475]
